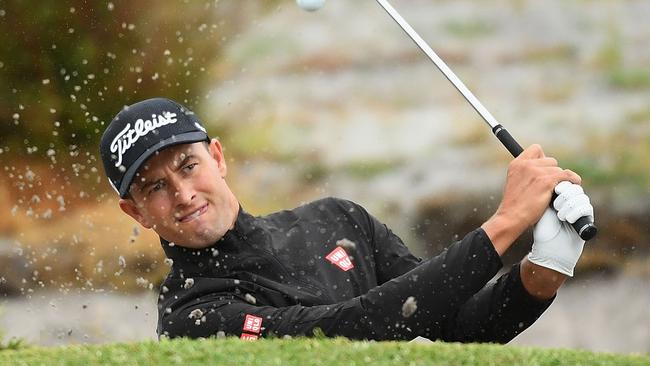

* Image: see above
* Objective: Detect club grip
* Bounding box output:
[492,125,597,241]
[572,212,598,240]
[493,125,524,157]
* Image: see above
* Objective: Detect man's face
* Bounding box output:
[118,139,239,249]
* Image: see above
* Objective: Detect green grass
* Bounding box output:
[0,336,25,352]
[1,337,648,366]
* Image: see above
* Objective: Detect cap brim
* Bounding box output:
[118,131,209,198]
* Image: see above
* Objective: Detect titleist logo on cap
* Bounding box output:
[110,111,178,167]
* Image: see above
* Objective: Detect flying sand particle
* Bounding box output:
[136,277,149,289]
[189,309,203,319]
[336,238,356,251]
[189,308,205,325]
[402,296,417,318]
[245,293,257,305]
[184,278,194,290]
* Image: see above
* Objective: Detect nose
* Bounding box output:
[173,179,195,206]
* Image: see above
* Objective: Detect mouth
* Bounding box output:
[177,203,208,223]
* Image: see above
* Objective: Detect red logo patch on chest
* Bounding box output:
[242,314,263,334]
[326,247,354,271]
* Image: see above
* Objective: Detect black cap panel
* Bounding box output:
[100,98,209,198]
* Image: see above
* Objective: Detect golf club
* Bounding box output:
[297,0,597,240]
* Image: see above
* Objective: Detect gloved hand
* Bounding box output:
[527,181,594,277]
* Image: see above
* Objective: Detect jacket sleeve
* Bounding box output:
[332,199,554,343]
[159,228,503,341]
[441,262,555,343]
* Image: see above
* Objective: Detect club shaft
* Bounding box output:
[375,0,501,130]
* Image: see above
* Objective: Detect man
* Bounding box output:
[100,97,593,342]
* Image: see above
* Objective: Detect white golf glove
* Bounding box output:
[527,181,594,277]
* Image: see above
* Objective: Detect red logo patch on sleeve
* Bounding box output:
[240,333,258,341]
[242,314,263,334]
[326,247,354,271]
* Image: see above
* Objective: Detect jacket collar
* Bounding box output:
[159,205,257,273]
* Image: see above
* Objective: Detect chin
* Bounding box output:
[163,216,231,249]
[187,228,224,248]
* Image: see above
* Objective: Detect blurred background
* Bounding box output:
[0,0,648,353]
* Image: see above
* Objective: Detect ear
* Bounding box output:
[119,198,153,229]
[208,138,227,178]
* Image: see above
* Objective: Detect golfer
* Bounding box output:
[100,97,593,342]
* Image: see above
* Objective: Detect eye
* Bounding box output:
[149,181,165,195]
[183,163,198,172]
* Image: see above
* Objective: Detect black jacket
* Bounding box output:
[157,197,553,342]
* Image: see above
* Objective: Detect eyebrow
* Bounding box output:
[138,177,163,193]
[137,154,197,193]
